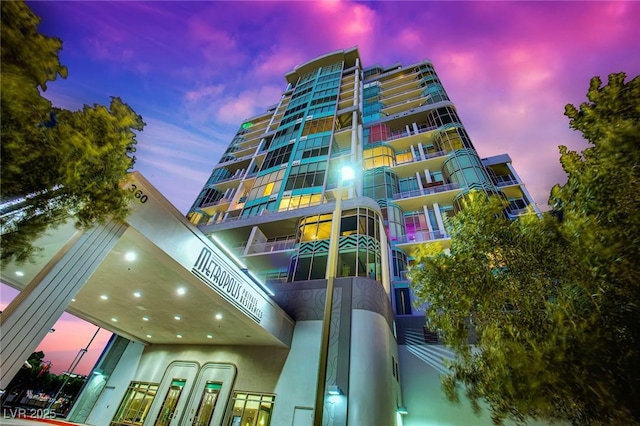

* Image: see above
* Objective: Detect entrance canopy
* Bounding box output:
[1,172,294,348]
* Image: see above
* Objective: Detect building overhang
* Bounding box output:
[1,172,294,348]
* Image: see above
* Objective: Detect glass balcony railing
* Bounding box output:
[494,175,517,186]
[246,239,297,255]
[391,182,460,201]
[395,149,447,166]
[395,230,448,244]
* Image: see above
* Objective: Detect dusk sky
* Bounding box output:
[2,0,639,375]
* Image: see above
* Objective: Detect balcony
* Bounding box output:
[392,182,460,201]
[396,149,447,166]
[395,230,448,244]
[245,238,297,255]
[495,175,517,186]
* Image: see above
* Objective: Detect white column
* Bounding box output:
[424,169,432,184]
[432,202,446,235]
[416,172,424,191]
[412,122,420,134]
[417,143,426,160]
[410,145,418,161]
[0,220,127,389]
[423,205,435,234]
[405,124,412,136]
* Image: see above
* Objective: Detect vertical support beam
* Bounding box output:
[424,169,432,184]
[0,220,127,389]
[412,122,420,134]
[432,202,446,237]
[423,205,435,235]
[416,172,424,191]
[417,143,426,160]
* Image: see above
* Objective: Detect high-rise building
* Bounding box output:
[185,47,539,424]
[0,46,540,426]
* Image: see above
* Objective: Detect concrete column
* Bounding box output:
[0,220,127,389]
[424,169,432,184]
[423,205,435,234]
[432,202,446,236]
[417,143,426,160]
[416,172,424,191]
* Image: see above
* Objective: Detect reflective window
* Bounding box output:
[228,392,275,426]
[110,382,158,426]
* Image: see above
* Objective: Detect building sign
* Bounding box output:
[192,246,264,323]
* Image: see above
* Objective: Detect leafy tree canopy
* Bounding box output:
[410,72,640,425]
[1,1,145,265]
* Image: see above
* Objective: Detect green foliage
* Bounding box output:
[1,1,145,265]
[410,73,640,425]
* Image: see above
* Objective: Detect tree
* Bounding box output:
[1,1,145,265]
[410,73,640,425]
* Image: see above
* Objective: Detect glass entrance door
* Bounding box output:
[191,382,221,426]
[155,379,186,426]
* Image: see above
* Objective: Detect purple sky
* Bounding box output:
[3,0,639,375]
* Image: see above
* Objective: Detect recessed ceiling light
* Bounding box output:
[125,251,136,262]
[142,317,149,321]
[174,315,181,320]
[176,334,182,338]
[146,334,152,338]
[207,334,213,339]
[215,313,223,320]
[100,295,108,300]
[15,271,24,277]
[133,291,141,298]
[176,287,186,296]
[111,318,118,322]
[71,298,76,302]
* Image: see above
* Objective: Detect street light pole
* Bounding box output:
[313,166,353,426]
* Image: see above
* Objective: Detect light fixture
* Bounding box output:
[176,287,186,296]
[146,334,152,338]
[124,251,136,262]
[327,385,343,396]
[15,271,24,277]
[176,334,182,338]
[100,295,108,300]
[142,316,149,321]
[111,318,118,322]
[397,406,408,415]
[133,291,141,298]
[174,315,181,320]
[215,313,223,320]
[207,334,213,339]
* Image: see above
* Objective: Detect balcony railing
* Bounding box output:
[246,238,297,255]
[371,123,438,145]
[395,149,447,166]
[391,182,460,201]
[394,230,448,244]
[495,175,517,186]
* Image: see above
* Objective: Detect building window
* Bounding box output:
[228,392,275,426]
[395,288,412,315]
[110,381,159,426]
[301,117,334,136]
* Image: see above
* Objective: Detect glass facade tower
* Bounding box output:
[187,46,538,324]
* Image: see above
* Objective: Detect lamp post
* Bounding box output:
[314,166,354,426]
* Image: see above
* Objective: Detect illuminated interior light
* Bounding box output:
[215,313,223,320]
[100,295,108,300]
[176,287,186,296]
[142,317,149,321]
[111,318,118,322]
[176,334,182,338]
[207,334,213,339]
[146,334,152,338]
[15,271,24,277]
[174,315,181,320]
[124,251,137,262]
[133,291,141,298]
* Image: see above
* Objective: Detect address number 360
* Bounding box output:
[128,184,148,203]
